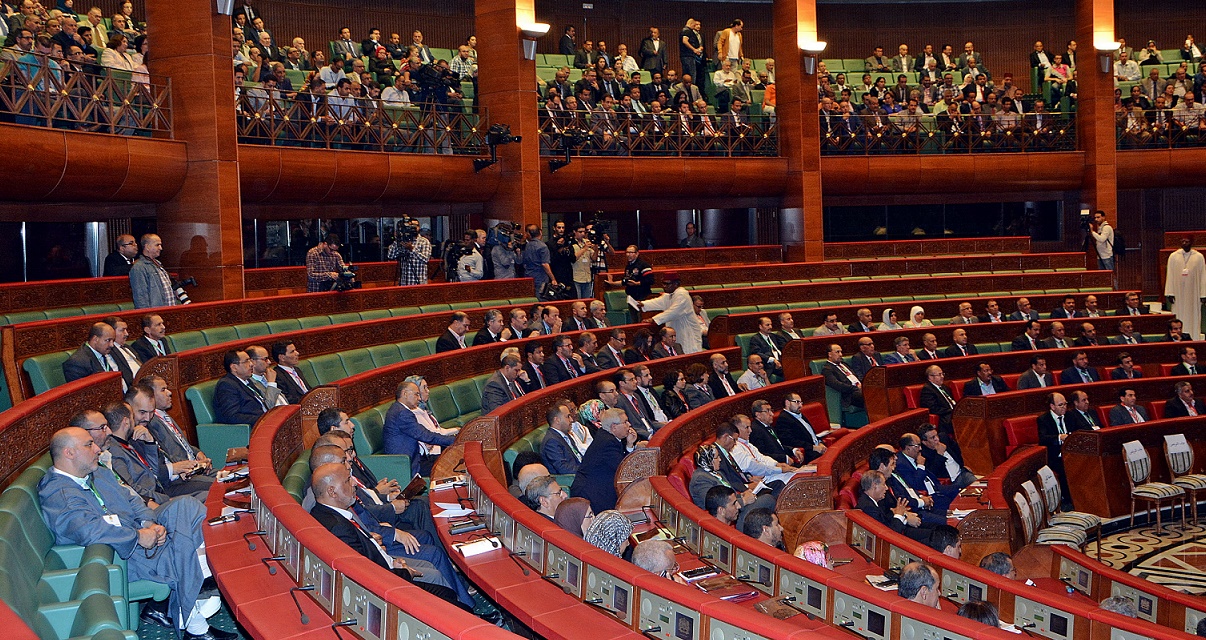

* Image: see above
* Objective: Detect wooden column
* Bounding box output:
[1076,0,1118,252]
[476,0,544,228]
[773,0,824,262]
[145,3,245,302]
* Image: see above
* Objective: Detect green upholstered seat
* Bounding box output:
[338,348,374,376]
[23,351,71,395]
[166,331,206,353]
[307,353,349,385]
[367,344,404,368]
[232,322,270,339]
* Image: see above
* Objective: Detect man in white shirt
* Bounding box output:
[737,354,770,391]
[1113,51,1140,82]
[729,414,801,486]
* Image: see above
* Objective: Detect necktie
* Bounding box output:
[154,340,165,357]
[100,355,111,372]
[1083,411,1096,427]
[1057,415,1066,434]
[1127,406,1142,423]
[766,335,781,359]
[1057,339,1066,348]
[157,411,196,461]
[867,356,876,368]
[1188,402,1199,417]
[719,375,734,396]
[510,381,524,399]
[563,358,578,378]
[959,346,966,356]
[1080,369,1091,383]
[286,368,308,393]
[1190,365,1198,375]
[1029,338,1036,349]
[939,386,955,408]
[565,432,583,461]
[246,381,269,410]
[532,366,546,388]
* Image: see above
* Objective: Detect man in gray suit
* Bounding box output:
[134,377,215,476]
[129,234,178,309]
[39,424,233,639]
[1108,388,1150,426]
[1016,356,1055,389]
[480,355,526,414]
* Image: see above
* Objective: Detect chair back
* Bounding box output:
[1036,466,1062,515]
[1013,491,1034,543]
[1121,440,1152,486]
[1020,480,1047,529]
[1163,433,1195,477]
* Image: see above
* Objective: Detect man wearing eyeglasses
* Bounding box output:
[526,475,566,520]
[103,234,139,276]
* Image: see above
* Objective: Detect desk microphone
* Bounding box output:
[641,625,663,640]
[331,618,357,638]
[290,585,315,624]
[779,596,817,621]
[243,530,266,551]
[261,555,286,575]
[508,550,530,576]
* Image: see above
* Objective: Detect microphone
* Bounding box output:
[779,596,817,620]
[331,619,357,637]
[290,585,315,625]
[243,530,266,551]
[261,556,286,575]
[508,550,530,576]
[641,626,663,640]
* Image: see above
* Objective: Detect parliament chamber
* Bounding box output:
[2,0,1206,639]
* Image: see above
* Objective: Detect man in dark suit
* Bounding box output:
[773,394,827,463]
[962,363,1009,396]
[62,322,134,388]
[542,335,587,385]
[480,355,526,415]
[1041,322,1073,349]
[540,404,584,475]
[472,309,505,346]
[850,336,884,381]
[270,341,311,404]
[747,317,786,376]
[822,344,864,409]
[707,353,741,399]
[1073,322,1100,347]
[383,381,458,476]
[359,28,383,58]
[564,300,595,332]
[574,40,596,69]
[847,307,877,333]
[212,350,269,426]
[1108,388,1149,426]
[1011,320,1044,351]
[1109,319,1146,345]
[639,27,667,74]
[749,399,793,464]
[893,434,960,523]
[916,333,942,361]
[1017,356,1055,389]
[573,408,636,513]
[610,371,660,439]
[651,326,681,358]
[559,25,577,55]
[977,299,1005,323]
[575,333,604,374]
[1171,345,1200,376]
[1113,292,1148,317]
[642,72,670,104]
[1008,298,1040,322]
[918,425,977,489]
[942,328,979,358]
[1109,352,1144,380]
[595,329,626,370]
[1058,351,1100,385]
[434,312,471,353]
[1165,381,1206,418]
[856,468,933,545]
[1066,390,1102,431]
[1036,391,1083,499]
[918,365,958,442]
[520,343,549,394]
[97,405,170,506]
[1050,296,1082,320]
[102,234,138,277]
[130,314,172,363]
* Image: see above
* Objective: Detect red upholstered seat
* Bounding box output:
[1096,405,1112,427]
[1159,363,1176,376]
[1149,401,1164,420]
[1003,415,1039,457]
[948,380,967,402]
[1000,373,1021,390]
[837,471,863,510]
[903,384,924,409]
[802,402,831,430]
[667,468,690,499]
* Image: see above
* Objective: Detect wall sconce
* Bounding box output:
[1094,37,1119,74]
[519,23,550,61]
[215,0,234,15]
[798,39,827,76]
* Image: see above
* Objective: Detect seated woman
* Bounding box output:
[904,305,933,328]
[879,308,904,331]
[584,510,634,558]
[553,497,594,538]
[660,369,689,419]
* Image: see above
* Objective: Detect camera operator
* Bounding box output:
[386,217,432,286]
[306,233,350,292]
[456,236,484,281]
[549,220,575,287]
[570,223,597,298]
[1086,210,1115,271]
[605,245,654,323]
[491,224,522,279]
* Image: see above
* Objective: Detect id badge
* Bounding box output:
[102,514,121,527]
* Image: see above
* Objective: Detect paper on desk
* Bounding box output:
[950,509,977,520]
[864,574,898,591]
[998,623,1023,634]
[434,502,467,511]
[434,508,475,518]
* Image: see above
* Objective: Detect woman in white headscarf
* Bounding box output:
[879,308,904,331]
[904,305,933,328]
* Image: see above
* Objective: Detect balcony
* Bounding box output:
[819,110,1076,155]
[0,59,171,137]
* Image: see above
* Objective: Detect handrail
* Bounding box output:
[1116,108,1206,149]
[538,111,777,157]
[0,56,172,137]
[820,109,1075,154]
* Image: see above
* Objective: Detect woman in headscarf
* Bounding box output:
[554,497,594,538]
[794,540,833,569]
[904,305,933,328]
[577,398,607,438]
[879,308,903,331]
[584,510,634,557]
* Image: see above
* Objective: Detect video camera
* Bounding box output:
[173,277,198,305]
[397,216,421,244]
[332,264,361,292]
[489,221,525,248]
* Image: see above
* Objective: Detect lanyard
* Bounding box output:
[85,476,109,513]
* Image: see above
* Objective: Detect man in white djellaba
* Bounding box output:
[1165,235,1206,340]
[634,271,702,354]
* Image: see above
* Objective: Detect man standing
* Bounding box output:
[129,234,178,309]
[104,234,139,277]
[638,272,701,354]
[1165,235,1205,340]
[606,245,653,323]
[386,219,431,286]
[521,224,556,298]
[305,234,348,292]
[559,25,576,56]
[639,26,666,75]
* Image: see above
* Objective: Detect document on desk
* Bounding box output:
[864,574,898,591]
[950,508,977,520]
[434,504,475,518]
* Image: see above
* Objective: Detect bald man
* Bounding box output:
[103,233,139,277]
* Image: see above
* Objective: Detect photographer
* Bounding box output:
[549,220,575,287]
[1086,210,1115,271]
[305,233,349,292]
[571,223,596,298]
[386,217,431,286]
[606,245,653,323]
[491,226,521,279]
[456,237,483,281]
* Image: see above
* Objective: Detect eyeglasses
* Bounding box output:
[84,425,111,432]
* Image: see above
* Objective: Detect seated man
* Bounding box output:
[613,368,662,438]
[1114,292,1148,316]
[705,485,742,527]
[1073,322,1100,347]
[918,425,977,489]
[480,354,527,414]
[977,300,1004,323]
[899,562,941,609]
[39,426,231,639]
[1162,319,1185,343]
[707,353,741,398]
[1017,355,1054,389]
[850,337,885,380]
[130,314,173,362]
[740,507,785,551]
[892,434,959,525]
[918,366,958,444]
[729,414,802,485]
[383,381,460,476]
[738,354,770,390]
[543,335,588,384]
[632,540,684,581]
[63,322,132,387]
[595,329,627,369]
[1041,322,1071,349]
[1009,297,1040,322]
[307,462,472,609]
[573,408,637,513]
[212,350,269,425]
[525,475,566,520]
[689,443,775,531]
[822,344,864,409]
[1058,351,1100,384]
[1109,387,1149,425]
[315,409,404,497]
[434,311,471,352]
[1164,380,1206,418]
[520,342,549,393]
[137,377,215,480]
[246,345,288,407]
[927,524,962,559]
[978,552,1018,579]
[747,317,786,376]
[104,316,143,382]
[883,336,918,364]
[916,333,942,360]
[949,302,979,325]
[1050,296,1081,320]
[855,469,932,544]
[541,403,585,475]
[1011,320,1044,351]
[963,362,1008,396]
[1170,345,1200,376]
[576,332,604,373]
[1110,352,1143,380]
[103,401,209,501]
[651,326,680,358]
[1110,319,1145,345]
[773,393,827,462]
[943,328,978,358]
[271,341,312,403]
[813,312,849,336]
[849,308,878,333]
[776,312,804,342]
[472,309,506,345]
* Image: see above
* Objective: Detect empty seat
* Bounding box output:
[328,312,362,325]
[307,353,349,385]
[200,326,238,345]
[265,318,302,333]
[338,349,374,376]
[367,344,403,368]
[399,340,431,361]
[232,322,270,339]
[297,316,329,329]
[22,352,71,395]
[166,331,206,353]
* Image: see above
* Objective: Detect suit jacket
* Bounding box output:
[708,371,741,399]
[962,376,1009,396]
[1072,336,1099,347]
[651,343,680,359]
[130,335,171,363]
[434,329,465,353]
[1109,367,1143,380]
[856,491,909,536]
[639,37,667,71]
[311,502,393,572]
[1067,408,1101,431]
[1011,334,1043,351]
[917,349,942,361]
[383,401,456,461]
[661,388,689,419]
[947,315,980,326]
[1016,370,1054,390]
[62,344,133,388]
[106,437,169,505]
[515,362,546,394]
[773,411,822,462]
[576,350,603,374]
[103,251,134,277]
[615,392,658,439]
[559,35,576,56]
[541,428,583,475]
[472,328,502,346]
[919,444,966,483]
[1113,305,1149,316]
[480,371,522,414]
[892,55,915,73]
[274,365,311,404]
[747,332,786,364]
[1049,308,1082,320]
[1171,363,1201,376]
[977,313,1005,323]
[942,343,979,359]
[129,257,176,309]
[212,373,268,425]
[918,382,956,430]
[684,384,715,411]
[822,360,860,407]
[1008,310,1040,322]
[1041,337,1074,349]
[1058,366,1100,385]
[883,351,919,365]
[1164,397,1206,418]
[573,429,628,512]
[595,345,624,370]
[748,419,792,464]
[541,356,585,386]
[850,353,884,380]
[1108,404,1150,426]
[1036,411,1083,467]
